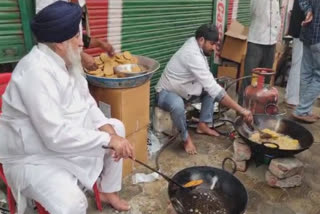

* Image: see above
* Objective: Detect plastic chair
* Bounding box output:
[0,73,102,213]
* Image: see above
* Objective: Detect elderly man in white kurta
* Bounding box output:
[0,2,133,213]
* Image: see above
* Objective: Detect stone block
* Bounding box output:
[233,138,251,161]
[235,160,247,172]
[167,203,177,214]
[153,107,178,136]
[265,170,302,188]
[269,157,304,179]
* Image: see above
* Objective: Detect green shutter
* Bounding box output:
[237,0,251,26]
[0,0,34,64]
[121,0,213,104]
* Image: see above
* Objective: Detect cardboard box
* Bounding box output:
[221,21,249,63]
[122,126,148,177]
[217,66,238,79]
[217,65,239,98]
[128,126,148,166]
[89,82,150,137]
[122,158,134,178]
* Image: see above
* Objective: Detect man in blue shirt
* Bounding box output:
[292,0,320,123]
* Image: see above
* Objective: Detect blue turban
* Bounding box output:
[31,1,82,43]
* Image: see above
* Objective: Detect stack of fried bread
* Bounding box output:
[85,51,141,78]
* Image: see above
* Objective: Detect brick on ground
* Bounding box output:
[235,160,247,172]
[265,170,302,188]
[269,157,304,179]
[233,138,251,161]
[153,107,178,136]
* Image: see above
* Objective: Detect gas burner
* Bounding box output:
[252,152,277,166]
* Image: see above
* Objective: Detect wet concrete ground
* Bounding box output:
[88,88,320,214]
[1,89,320,214]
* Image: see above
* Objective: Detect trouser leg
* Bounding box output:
[295,45,320,115]
[199,92,214,123]
[157,90,188,141]
[99,118,125,193]
[285,38,303,105]
[21,166,88,214]
[238,42,264,105]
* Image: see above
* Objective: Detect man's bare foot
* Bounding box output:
[184,135,197,155]
[196,122,220,137]
[99,192,130,211]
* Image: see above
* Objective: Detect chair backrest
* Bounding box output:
[0,73,12,113]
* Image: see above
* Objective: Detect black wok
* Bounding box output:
[223,114,314,157]
[168,163,248,214]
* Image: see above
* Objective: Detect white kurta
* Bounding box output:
[155,37,225,101]
[248,0,281,45]
[0,44,122,213]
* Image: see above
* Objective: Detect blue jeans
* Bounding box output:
[156,90,215,141]
[294,43,320,116]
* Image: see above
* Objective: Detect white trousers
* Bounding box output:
[285,38,303,105]
[5,119,125,214]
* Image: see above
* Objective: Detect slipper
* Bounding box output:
[292,113,317,123]
[308,113,320,120]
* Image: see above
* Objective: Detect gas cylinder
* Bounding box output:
[243,68,279,114]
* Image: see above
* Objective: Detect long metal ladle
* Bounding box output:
[102,145,188,190]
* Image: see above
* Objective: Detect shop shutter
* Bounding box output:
[85,0,214,104]
[85,0,109,56]
[120,0,213,104]
[0,0,34,64]
[237,0,251,26]
[227,0,234,27]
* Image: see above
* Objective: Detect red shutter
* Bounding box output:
[84,0,108,56]
[227,0,234,28]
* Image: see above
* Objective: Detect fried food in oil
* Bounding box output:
[183,179,204,188]
[250,129,300,150]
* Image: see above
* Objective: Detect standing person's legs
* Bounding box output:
[98,118,130,211]
[293,44,318,122]
[238,42,264,105]
[261,43,276,85]
[157,90,196,154]
[285,38,303,106]
[304,43,320,115]
[196,92,219,136]
[261,44,276,69]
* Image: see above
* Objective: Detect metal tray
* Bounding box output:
[86,55,160,89]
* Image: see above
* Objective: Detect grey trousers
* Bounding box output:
[238,42,276,105]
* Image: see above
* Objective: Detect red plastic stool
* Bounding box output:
[0,164,16,214]
[35,202,49,214]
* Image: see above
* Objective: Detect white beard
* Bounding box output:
[65,43,85,88]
